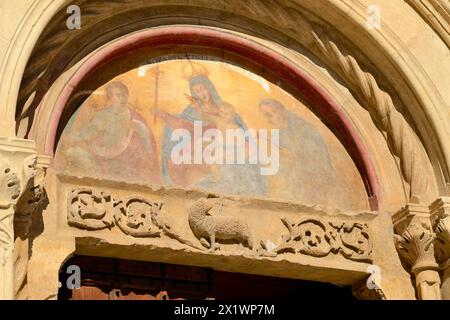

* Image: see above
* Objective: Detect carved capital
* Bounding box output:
[434,216,450,264]
[0,159,21,210]
[394,223,439,273]
[0,158,20,260]
[0,138,49,300]
[393,204,437,272]
[430,197,450,265]
[393,203,441,299]
[430,197,450,300]
[0,154,40,257]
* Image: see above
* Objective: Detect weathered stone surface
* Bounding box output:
[1,0,449,301]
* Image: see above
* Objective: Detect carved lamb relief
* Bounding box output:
[188,197,254,252]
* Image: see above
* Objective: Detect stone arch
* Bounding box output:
[1,1,447,203]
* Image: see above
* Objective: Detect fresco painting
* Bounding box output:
[54,59,369,210]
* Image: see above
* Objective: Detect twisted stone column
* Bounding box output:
[393,204,442,300]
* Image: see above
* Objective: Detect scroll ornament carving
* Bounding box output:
[113,198,162,237]
[68,189,163,237]
[67,188,202,249]
[273,217,372,263]
[68,189,114,231]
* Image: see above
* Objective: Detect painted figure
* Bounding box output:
[60,81,161,184]
[154,63,267,196]
[259,98,340,204]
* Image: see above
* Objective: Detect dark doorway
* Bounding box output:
[59,255,356,300]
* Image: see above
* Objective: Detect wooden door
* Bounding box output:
[59,255,355,300]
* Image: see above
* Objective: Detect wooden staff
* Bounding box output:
[153,65,160,125]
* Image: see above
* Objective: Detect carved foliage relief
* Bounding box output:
[275,218,372,262]
[67,188,373,263]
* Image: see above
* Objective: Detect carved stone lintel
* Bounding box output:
[393,204,442,300]
[67,191,374,263]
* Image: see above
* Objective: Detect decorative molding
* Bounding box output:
[407,0,450,49]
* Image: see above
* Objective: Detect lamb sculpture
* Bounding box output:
[188,197,254,252]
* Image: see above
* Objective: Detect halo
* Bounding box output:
[182,60,209,81]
